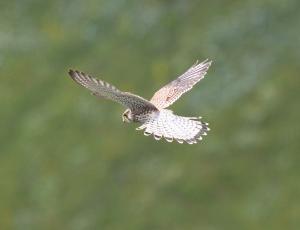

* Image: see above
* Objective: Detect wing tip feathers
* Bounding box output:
[68,69,76,78]
[68,69,83,80]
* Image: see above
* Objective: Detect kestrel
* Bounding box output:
[68,59,212,144]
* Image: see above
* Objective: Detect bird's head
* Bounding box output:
[122,109,133,123]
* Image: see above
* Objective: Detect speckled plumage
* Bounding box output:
[68,59,212,144]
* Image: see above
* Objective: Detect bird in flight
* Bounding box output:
[68,59,212,144]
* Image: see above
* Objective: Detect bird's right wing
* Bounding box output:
[68,70,158,113]
[150,59,212,109]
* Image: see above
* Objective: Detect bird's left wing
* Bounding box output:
[69,70,158,113]
[150,59,212,109]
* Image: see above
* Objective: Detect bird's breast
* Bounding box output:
[134,110,159,123]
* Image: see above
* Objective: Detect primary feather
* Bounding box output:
[150,59,212,109]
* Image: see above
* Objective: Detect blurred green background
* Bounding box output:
[1,0,299,229]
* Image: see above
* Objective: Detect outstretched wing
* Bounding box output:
[150,59,212,109]
[68,70,158,113]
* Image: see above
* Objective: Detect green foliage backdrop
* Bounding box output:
[0,0,299,229]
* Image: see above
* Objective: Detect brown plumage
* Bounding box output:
[68,59,212,144]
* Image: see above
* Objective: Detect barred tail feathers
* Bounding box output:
[136,110,209,144]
